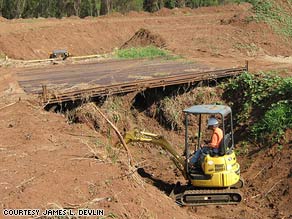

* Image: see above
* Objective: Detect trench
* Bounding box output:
[44,79,223,132]
[41,81,230,194]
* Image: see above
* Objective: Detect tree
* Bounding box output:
[176,0,185,7]
[64,0,77,17]
[91,0,99,16]
[143,0,160,12]
[1,0,18,19]
[80,0,92,17]
[100,0,112,15]
[164,0,175,9]
[0,0,3,16]
[113,0,143,13]
[0,0,230,19]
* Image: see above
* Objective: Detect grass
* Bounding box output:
[251,101,292,144]
[115,46,179,60]
[105,143,119,164]
[157,87,222,131]
[95,138,120,164]
[234,141,250,156]
[0,52,7,60]
[239,0,292,38]
[233,42,259,56]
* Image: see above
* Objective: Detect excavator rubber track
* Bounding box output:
[176,188,242,206]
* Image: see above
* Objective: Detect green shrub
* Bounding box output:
[223,72,292,144]
[222,72,283,122]
[251,101,292,144]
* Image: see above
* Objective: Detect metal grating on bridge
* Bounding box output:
[16,59,248,104]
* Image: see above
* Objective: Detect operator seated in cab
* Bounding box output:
[190,117,223,169]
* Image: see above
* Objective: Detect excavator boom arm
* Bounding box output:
[124,130,187,178]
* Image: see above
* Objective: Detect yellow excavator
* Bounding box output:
[124,104,243,206]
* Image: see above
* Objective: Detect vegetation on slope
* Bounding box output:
[156,87,222,130]
[242,0,292,38]
[223,72,292,144]
[68,71,292,147]
[153,71,292,146]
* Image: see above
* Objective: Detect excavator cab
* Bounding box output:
[183,105,240,185]
[184,104,235,173]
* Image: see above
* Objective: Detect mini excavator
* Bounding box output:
[124,104,243,206]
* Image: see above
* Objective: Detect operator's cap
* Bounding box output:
[207,117,218,127]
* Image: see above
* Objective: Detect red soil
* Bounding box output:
[0,2,292,219]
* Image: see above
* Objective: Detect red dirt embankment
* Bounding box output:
[0,101,193,219]
[0,97,291,219]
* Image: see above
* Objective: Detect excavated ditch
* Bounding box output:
[50,83,292,219]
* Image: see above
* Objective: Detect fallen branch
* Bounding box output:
[63,132,97,138]
[16,176,36,190]
[0,102,17,111]
[64,196,112,209]
[263,179,283,198]
[89,103,133,166]
[251,194,261,199]
[252,166,267,180]
[82,139,100,159]
[81,103,144,186]
[70,157,104,162]
[253,157,281,180]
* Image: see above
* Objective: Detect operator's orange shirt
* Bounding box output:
[210,127,223,148]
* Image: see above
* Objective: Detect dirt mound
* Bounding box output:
[220,12,254,25]
[120,28,166,49]
[219,3,254,26]
[0,16,7,22]
[153,7,174,16]
[126,10,150,17]
[152,7,194,16]
[174,7,194,14]
[194,2,252,14]
[104,11,124,18]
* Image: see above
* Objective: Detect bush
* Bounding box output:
[222,72,283,122]
[223,72,292,144]
[251,101,292,144]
